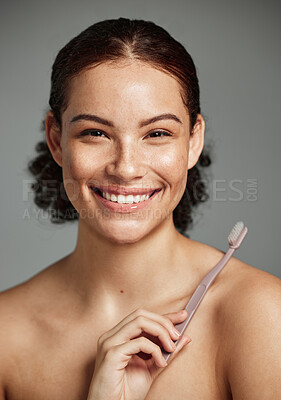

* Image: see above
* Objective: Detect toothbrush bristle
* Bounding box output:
[228,221,244,246]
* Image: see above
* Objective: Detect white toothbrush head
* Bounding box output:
[228,221,248,249]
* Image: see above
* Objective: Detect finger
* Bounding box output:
[161,309,189,339]
[100,308,188,343]
[105,335,168,369]
[163,309,188,324]
[102,315,178,355]
[168,334,192,362]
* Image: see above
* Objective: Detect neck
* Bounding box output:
[65,217,196,316]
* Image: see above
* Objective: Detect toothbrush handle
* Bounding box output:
[162,247,235,362]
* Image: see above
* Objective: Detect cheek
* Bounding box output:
[62,145,98,182]
[156,147,188,211]
[156,147,188,188]
[61,145,101,203]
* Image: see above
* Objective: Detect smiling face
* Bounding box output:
[46,60,204,243]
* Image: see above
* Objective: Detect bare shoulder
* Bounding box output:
[0,280,37,396]
[0,254,69,327]
[0,257,68,391]
[217,257,281,399]
[187,237,281,302]
[220,257,281,320]
[173,237,281,398]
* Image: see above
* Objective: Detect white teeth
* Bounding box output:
[100,191,152,204]
[117,195,126,204]
[126,195,134,204]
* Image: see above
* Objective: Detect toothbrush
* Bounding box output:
[162,221,248,362]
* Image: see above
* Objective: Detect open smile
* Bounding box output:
[91,188,160,204]
[90,186,162,212]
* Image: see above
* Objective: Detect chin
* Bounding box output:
[107,235,144,245]
[93,218,159,245]
[105,225,151,245]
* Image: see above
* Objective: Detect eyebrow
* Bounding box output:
[70,113,183,128]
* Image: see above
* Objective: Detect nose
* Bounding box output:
[105,140,147,182]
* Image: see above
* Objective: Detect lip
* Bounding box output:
[90,187,162,213]
[90,185,161,196]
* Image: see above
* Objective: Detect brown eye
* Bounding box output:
[80,129,107,137]
[147,131,171,138]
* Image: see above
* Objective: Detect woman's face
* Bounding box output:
[54,60,202,243]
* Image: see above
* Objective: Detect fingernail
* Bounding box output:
[173,328,181,337]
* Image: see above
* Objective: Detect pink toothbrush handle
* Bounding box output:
[162,247,236,362]
[162,225,248,362]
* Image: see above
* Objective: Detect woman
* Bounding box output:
[0,18,280,400]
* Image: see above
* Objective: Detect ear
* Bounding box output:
[187,114,205,170]
[45,111,63,167]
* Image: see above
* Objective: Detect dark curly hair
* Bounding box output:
[28,17,212,234]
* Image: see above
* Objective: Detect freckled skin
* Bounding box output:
[53,60,201,244]
[4,54,279,400]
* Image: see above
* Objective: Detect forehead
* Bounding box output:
[64,61,187,116]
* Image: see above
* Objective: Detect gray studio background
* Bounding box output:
[1,0,280,291]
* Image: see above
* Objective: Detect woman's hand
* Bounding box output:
[87,308,191,400]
